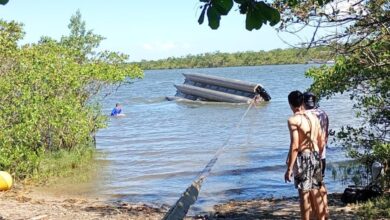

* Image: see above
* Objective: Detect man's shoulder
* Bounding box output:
[288,114,303,125]
[314,108,328,119]
[308,107,326,116]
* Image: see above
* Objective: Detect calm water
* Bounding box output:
[95,64,357,211]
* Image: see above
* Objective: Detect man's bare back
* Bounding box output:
[288,112,323,154]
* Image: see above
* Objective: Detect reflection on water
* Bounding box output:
[79,65,357,211]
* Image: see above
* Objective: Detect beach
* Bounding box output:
[0,185,361,220]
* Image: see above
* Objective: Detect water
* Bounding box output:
[95,64,357,211]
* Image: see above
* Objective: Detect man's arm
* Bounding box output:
[325,112,329,145]
[317,117,325,155]
[111,108,117,116]
[285,116,299,182]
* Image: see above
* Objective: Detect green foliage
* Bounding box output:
[198,0,330,30]
[135,47,332,70]
[0,0,8,5]
[198,0,233,29]
[214,0,234,15]
[244,1,280,30]
[0,12,143,180]
[305,3,390,187]
[0,146,43,180]
[60,10,105,63]
[358,196,390,219]
[35,145,95,183]
[207,5,221,29]
[306,39,389,185]
[0,20,24,57]
[329,162,372,186]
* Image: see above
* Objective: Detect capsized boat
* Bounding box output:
[166,73,271,104]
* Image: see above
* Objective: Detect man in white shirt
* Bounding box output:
[303,92,329,218]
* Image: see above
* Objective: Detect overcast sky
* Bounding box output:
[0,0,325,61]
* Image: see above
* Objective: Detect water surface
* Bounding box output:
[95,64,357,211]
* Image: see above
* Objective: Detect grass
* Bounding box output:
[28,145,98,185]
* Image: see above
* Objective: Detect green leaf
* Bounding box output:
[238,2,249,14]
[207,6,221,29]
[318,0,324,6]
[234,0,247,3]
[198,5,208,24]
[246,8,263,31]
[256,2,280,26]
[268,8,280,26]
[287,0,298,7]
[212,0,233,15]
[0,0,9,5]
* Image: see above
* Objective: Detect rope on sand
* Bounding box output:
[162,98,257,220]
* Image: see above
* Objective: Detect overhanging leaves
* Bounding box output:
[212,0,233,15]
[199,0,281,31]
[234,0,248,3]
[198,5,208,24]
[0,0,9,5]
[207,6,221,29]
[257,2,280,26]
[246,6,264,30]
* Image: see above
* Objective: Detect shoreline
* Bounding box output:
[0,185,361,220]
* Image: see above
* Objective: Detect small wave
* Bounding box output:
[210,164,286,177]
[200,184,290,198]
[130,96,168,104]
[172,99,267,108]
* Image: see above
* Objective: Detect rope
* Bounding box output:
[162,97,258,220]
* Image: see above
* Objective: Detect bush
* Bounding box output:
[0,12,143,181]
[358,196,390,219]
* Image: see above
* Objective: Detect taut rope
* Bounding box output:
[162,97,258,220]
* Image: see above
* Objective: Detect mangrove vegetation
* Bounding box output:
[135,47,333,70]
[0,11,143,181]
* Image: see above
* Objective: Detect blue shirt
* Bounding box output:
[111,107,122,116]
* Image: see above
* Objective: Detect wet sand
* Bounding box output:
[0,185,362,220]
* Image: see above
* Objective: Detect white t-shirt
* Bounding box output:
[308,108,329,159]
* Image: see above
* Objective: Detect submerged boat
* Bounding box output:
[166,73,271,104]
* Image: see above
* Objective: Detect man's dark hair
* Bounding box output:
[303,92,316,109]
[288,90,303,108]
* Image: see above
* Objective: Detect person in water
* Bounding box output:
[303,92,329,217]
[285,90,326,220]
[111,103,122,116]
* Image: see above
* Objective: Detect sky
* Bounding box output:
[0,0,321,61]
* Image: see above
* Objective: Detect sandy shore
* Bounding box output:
[0,185,362,220]
[0,184,166,220]
[204,193,360,219]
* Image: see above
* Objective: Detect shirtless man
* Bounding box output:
[284,90,326,220]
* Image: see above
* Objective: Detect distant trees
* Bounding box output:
[135,47,332,70]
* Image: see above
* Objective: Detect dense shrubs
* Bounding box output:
[0,12,143,180]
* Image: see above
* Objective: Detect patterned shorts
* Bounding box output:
[294,151,322,191]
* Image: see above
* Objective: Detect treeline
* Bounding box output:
[135,47,333,70]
